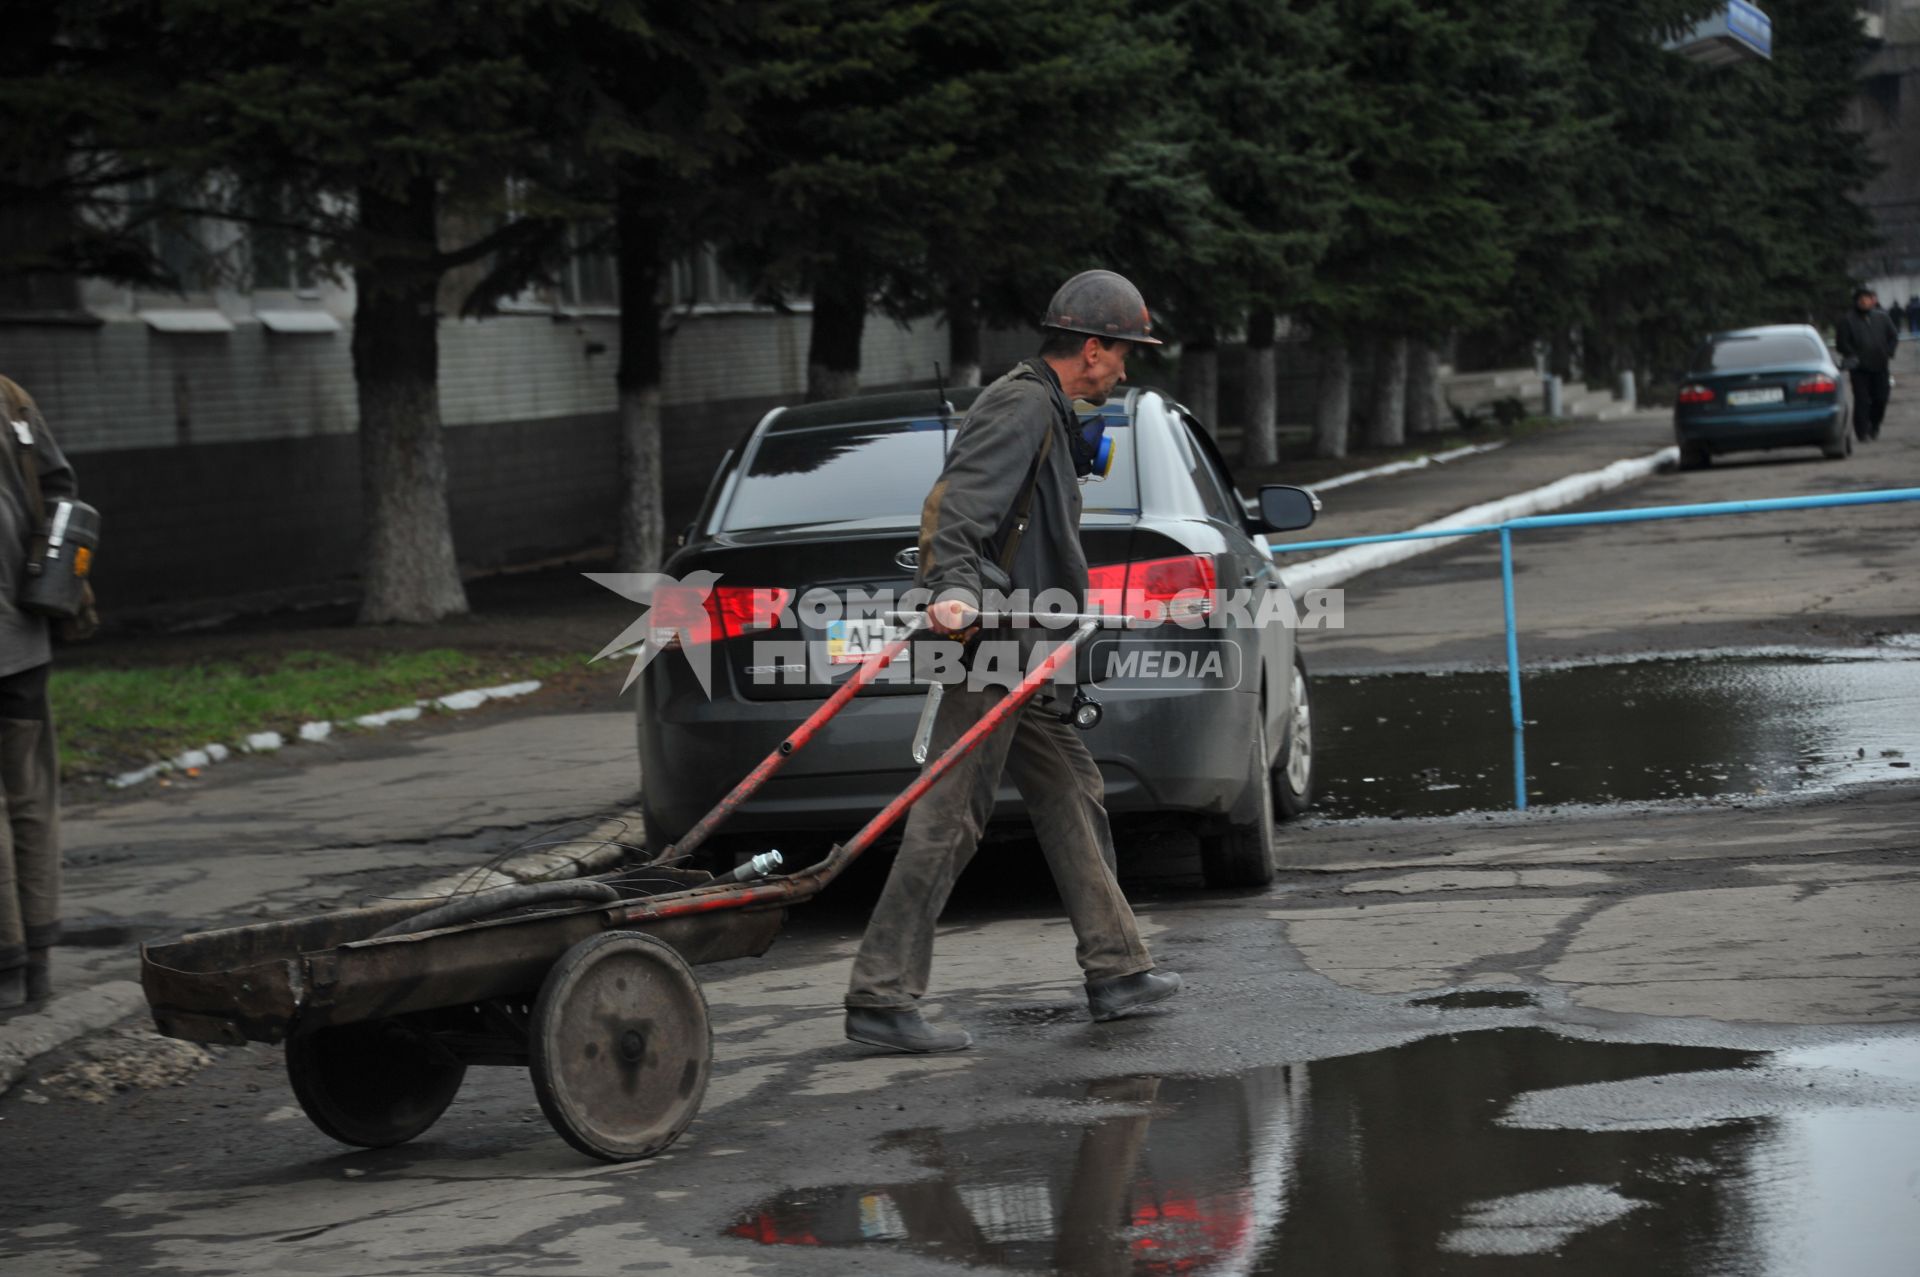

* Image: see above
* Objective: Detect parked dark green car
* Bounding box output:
[1673,324,1853,470]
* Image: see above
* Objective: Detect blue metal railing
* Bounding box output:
[1272,486,1920,809]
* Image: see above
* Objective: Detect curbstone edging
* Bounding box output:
[1279,446,1678,595]
[0,980,147,1094]
[108,679,547,790]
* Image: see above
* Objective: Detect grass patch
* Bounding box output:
[52,648,584,779]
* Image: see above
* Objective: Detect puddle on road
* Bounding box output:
[1312,653,1920,817]
[728,1029,1920,1275]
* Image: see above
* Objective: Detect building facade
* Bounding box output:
[0,238,1027,611]
[1855,1,1920,306]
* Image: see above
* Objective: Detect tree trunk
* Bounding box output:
[1548,326,1574,381]
[1179,331,1218,426]
[352,178,468,624]
[615,185,667,573]
[946,283,982,388]
[1312,338,1350,460]
[806,269,865,402]
[1406,337,1442,437]
[1367,335,1408,449]
[1240,307,1279,467]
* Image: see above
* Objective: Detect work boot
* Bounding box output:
[25,948,49,1002]
[845,1006,972,1054]
[1087,968,1182,1022]
[0,966,22,1010]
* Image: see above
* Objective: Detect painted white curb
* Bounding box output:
[1310,441,1508,492]
[108,679,546,789]
[1278,446,1677,595]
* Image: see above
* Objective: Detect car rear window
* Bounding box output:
[720,415,1139,532]
[1690,333,1827,371]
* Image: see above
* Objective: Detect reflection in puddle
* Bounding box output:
[1312,655,1920,817]
[729,1029,1920,1275]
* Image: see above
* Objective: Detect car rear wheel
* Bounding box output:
[1273,649,1313,820]
[1200,713,1277,889]
[1678,443,1711,471]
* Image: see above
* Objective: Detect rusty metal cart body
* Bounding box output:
[141,617,1108,1161]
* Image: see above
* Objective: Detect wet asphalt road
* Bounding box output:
[1301,344,1920,672]
[3,778,1917,1275]
[3,362,1918,1273]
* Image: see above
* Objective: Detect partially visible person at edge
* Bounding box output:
[1835,287,1901,442]
[1909,294,1919,336]
[0,375,74,1011]
[842,270,1182,1054]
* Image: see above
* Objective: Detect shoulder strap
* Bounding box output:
[0,378,47,525]
[996,422,1055,574]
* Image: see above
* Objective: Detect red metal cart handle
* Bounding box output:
[620,619,1101,924]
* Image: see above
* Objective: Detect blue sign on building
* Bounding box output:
[1667,1,1774,66]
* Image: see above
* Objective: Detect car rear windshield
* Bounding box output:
[1690,332,1827,371]
[720,415,1139,532]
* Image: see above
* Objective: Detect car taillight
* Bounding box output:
[1677,384,1715,405]
[711,586,793,642]
[1086,554,1217,621]
[1796,374,1837,396]
[655,584,792,648]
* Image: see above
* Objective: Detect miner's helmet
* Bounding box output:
[1041,270,1163,346]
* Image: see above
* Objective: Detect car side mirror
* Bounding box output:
[1255,485,1319,533]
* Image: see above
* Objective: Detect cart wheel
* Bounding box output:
[529,931,711,1162]
[286,1019,466,1148]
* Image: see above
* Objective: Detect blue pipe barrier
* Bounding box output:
[1270,485,1920,810]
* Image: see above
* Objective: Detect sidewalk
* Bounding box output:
[1260,410,1674,546]
[0,405,1684,1092]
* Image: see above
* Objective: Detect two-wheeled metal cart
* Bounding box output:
[140,615,1113,1161]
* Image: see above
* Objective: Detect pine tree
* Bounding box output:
[0,1,178,303]
[554,2,812,572]
[1146,0,1347,459]
[127,0,592,623]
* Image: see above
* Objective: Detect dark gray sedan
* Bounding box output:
[635,385,1320,887]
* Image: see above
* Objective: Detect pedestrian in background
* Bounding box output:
[0,375,76,1010]
[1835,288,1901,442]
[1893,300,1909,335]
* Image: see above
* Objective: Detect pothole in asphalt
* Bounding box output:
[727,1028,1920,1274]
[995,1005,1083,1027]
[1312,653,1920,817]
[1409,988,1538,1009]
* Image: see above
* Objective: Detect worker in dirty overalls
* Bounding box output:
[843,271,1182,1053]
[0,376,76,1010]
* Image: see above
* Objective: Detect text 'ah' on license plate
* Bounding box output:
[1726,386,1785,406]
[826,618,909,666]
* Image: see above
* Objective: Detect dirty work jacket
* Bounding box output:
[915,358,1088,613]
[1836,308,1900,372]
[0,380,77,678]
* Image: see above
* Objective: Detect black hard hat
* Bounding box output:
[1041,270,1163,346]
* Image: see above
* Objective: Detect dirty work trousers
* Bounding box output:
[1850,367,1890,439]
[0,663,59,973]
[845,681,1154,1010]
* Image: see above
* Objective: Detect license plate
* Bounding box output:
[1726,387,1784,406]
[826,617,908,665]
